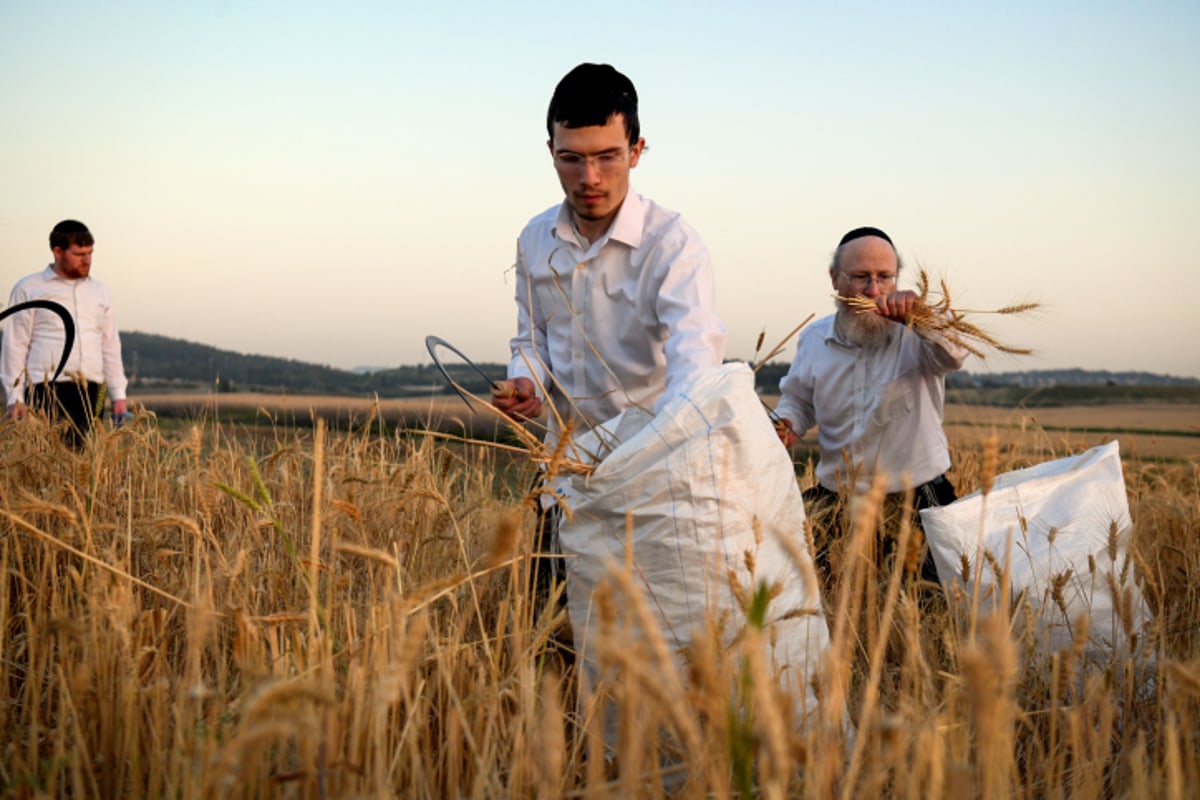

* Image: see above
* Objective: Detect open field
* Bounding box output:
[129,391,515,441]
[129,391,493,426]
[1,395,1196,796]
[942,402,1200,462]
[133,392,1200,462]
[944,402,1200,434]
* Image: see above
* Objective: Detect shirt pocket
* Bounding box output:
[84,303,111,337]
[599,269,641,313]
[870,380,914,426]
[523,264,567,326]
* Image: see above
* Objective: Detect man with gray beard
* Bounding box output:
[773,227,967,587]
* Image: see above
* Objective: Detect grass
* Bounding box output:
[0,403,1197,797]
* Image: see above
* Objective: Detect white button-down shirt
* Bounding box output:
[775,313,967,494]
[0,266,128,406]
[509,189,726,436]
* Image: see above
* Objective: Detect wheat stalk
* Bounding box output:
[751,314,815,372]
[836,267,1040,358]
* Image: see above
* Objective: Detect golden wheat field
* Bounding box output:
[942,404,1200,463]
[131,392,1200,458]
[0,394,1197,798]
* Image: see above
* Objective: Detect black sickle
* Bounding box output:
[0,300,76,383]
[425,335,506,411]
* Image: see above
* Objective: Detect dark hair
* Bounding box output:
[49,220,93,250]
[547,63,640,146]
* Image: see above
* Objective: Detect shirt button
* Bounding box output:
[576,263,585,270]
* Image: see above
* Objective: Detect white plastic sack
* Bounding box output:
[556,362,832,733]
[920,441,1151,661]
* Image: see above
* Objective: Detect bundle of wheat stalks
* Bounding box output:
[424,379,600,479]
[839,268,1040,358]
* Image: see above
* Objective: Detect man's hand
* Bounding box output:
[6,402,26,421]
[492,377,542,420]
[113,399,128,418]
[874,290,920,322]
[774,416,798,448]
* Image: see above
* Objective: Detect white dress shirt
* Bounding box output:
[775,313,967,494]
[0,265,128,406]
[509,189,726,436]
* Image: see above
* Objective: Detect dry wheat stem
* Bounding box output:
[1,509,196,610]
[752,314,815,372]
[842,498,916,794]
[416,406,596,477]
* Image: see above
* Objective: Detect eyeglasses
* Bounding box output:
[840,270,897,290]
[553,149,629,173]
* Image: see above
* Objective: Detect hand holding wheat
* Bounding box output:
[870,289,921,323]
[490,381,517,400]
[836,268,1041,358]
[491,377,543,421]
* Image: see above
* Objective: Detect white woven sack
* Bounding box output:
[920,441,1151,661]
[556,362,831,734]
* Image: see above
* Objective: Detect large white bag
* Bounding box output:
[556,362,832,731]
[920,441,1151,661]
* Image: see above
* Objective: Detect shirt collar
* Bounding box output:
[42,264,73,282]
[552,186,645,249]
[42,263,89,283]
[607,188,644,248]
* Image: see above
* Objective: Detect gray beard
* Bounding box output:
[835,304,891,348]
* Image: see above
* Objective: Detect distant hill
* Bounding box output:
[944,368,1200,406]
[753,360,1198,403]
[948,368,1200,388]
[120,331,499,398]
[106,331,1199,401]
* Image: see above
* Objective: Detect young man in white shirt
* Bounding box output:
[494,62,726,429]
[492,63,727,632]
[1,220,129,446]
[774,227,968,587]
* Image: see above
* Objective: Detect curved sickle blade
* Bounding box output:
[425,335,504,411]
[0,299,76,383]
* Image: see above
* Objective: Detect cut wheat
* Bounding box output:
[837,267,1040,358]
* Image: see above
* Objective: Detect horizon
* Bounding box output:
[119,328,1200,382]
[3,2,1198,380]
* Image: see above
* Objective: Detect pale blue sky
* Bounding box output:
[2,1,1198,378]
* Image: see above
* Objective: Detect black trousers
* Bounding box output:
[527,480,578,666]
[803,474,957,588]
[532,497,565,619]
[28,380,103,448]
